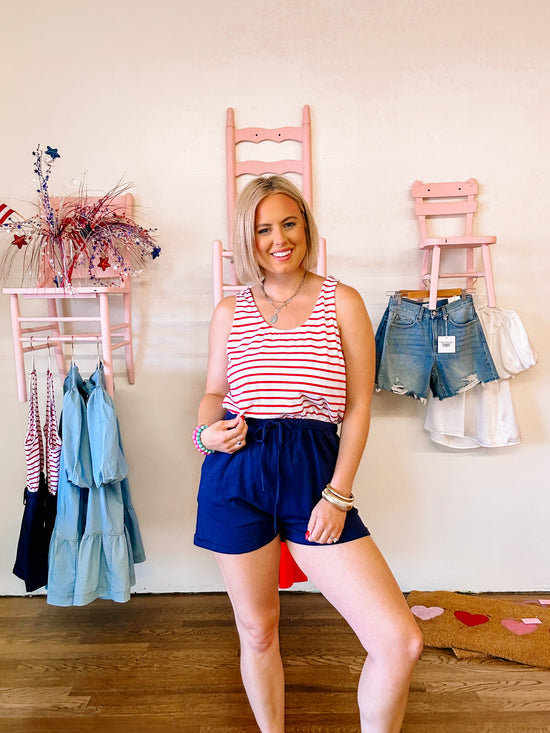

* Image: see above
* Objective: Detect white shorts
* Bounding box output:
[424,305,536,449]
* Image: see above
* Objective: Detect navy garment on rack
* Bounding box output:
[13,368,58,592]
[13,474,56,592]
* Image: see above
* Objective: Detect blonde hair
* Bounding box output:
[232,176,319,285]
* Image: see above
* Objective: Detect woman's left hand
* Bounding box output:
[305,498,347,545]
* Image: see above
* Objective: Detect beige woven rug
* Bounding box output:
[407,590,550,668]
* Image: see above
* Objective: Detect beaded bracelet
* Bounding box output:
[192,424,215,455]
[321,484,354,512]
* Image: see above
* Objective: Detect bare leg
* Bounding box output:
[288,536,423,733]
[215,537,284,733]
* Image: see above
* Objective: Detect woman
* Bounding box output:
[193,176,422,732]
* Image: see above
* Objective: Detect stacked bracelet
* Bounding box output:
[321,484,354,512]
[192,424,215,455]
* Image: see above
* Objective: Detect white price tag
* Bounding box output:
[438,335,456,354]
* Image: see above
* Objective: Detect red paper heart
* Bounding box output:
[454,610,489,627]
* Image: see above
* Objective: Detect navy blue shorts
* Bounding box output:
[194,415,370,555]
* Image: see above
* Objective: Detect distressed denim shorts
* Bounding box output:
[375,295,499,401]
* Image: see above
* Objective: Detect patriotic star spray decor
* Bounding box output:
[0,145,161,287]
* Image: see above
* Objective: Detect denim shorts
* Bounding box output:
[375,295,499,401]
[194,415,370,554]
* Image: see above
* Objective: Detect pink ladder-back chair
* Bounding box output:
[412,178,497,310]
[212,105,327,305]
[3,194,135,402]
[213,107,321,588]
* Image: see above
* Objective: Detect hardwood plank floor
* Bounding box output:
[1,593,550,732]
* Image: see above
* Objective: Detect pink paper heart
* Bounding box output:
[501,619,538,636]
[411,605,445,621]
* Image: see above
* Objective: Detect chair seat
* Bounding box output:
[3,285,130,296]
[419,235,497,249]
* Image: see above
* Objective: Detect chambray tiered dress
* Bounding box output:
[47,363,145,606]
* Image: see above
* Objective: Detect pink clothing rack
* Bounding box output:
[4,285,133,402]
[3,194,136,402]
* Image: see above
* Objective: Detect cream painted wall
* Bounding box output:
[1,0,549,595]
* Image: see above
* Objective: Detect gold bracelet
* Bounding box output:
[325,484,354,504]
[321,487,352,512]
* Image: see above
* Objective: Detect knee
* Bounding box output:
[391,618,424,670]
[371,618,423,670]
[236,608,280,655]
[403,623,424,665]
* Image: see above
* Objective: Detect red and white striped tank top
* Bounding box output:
[222,277,346,423]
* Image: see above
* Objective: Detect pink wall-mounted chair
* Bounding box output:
[213,107,322,589]
[3,194,135,402]
[213,105,326,305]
[412,178,497,310]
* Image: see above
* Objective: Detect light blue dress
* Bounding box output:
[47,363,145,606]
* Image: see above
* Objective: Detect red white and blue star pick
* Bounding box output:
[11,234,28,249]
[45,146,60,160]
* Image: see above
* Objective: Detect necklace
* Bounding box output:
[260,270,308,324]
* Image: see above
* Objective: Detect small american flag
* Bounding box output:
[0,202,16,225]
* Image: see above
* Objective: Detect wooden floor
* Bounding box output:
[1,592,550,732]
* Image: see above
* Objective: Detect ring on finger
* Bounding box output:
[329,537,338,543]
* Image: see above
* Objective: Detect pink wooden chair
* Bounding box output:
[412,178,497,310]
[213,107,322,588]
[213,105,326,305]
[3,194,135,401]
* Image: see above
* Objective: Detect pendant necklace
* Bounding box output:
[261,270,308,325]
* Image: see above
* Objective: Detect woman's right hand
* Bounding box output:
[201,415,247,454]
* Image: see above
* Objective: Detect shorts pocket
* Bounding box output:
[390,310,417,328]
[447,304,478,328]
